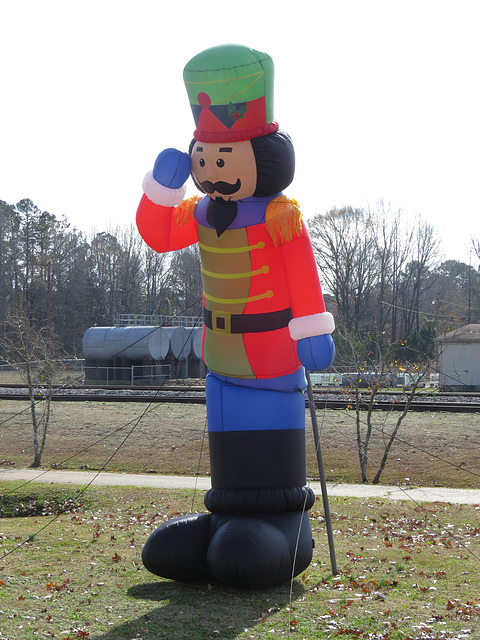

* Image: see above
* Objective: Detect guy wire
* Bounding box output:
[1,303,206,558]
[317,398,480,565]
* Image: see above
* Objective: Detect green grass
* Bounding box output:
[1,400,480,637]
[1,482,479,639]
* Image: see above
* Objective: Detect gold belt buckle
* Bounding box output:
[211,310,232,334]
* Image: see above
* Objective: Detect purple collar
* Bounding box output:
[195,194,282,230]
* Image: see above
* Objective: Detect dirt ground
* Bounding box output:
[0,399,479,489]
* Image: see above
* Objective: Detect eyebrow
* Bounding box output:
[195,146,203,152]
[219,147,232,152]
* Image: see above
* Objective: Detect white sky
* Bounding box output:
[1,0,479,263]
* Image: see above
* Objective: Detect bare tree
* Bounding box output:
[309,207,378,332]
[371,371,428,484]
[398,218,440,336]
[0,314,63,467]
[334,326,432,484]
[169,245,203,317]
[368,203,413,344]
[310,204,441,350]
[472,237,480,262]
[143,246,172,315]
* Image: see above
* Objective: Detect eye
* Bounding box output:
[216,158,225,168]
[199,158,205,167]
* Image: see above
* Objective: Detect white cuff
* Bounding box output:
[142,171,187,207]
[288,312,335,340]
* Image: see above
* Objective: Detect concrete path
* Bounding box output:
[2,468,480,505]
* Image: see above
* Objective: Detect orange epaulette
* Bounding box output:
[265,196,303,246]
[174,195,202,226]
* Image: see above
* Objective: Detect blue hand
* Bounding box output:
[153,148,191,189]
[297,334,335,372]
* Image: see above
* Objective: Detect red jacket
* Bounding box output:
[136,193,327,379]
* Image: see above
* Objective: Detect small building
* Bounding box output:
[436,324,480,391]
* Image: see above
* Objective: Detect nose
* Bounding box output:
[205,162,217,179]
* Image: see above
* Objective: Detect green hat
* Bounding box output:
[183,44,279,143]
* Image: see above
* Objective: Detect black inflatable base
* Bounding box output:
[142,511,314,589]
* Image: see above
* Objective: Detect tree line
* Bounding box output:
[0,198,203,356]
[309,203,480,364]
[1,197,478,362]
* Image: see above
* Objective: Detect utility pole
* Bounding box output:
[46,260,52,338]
[468,250,472,324]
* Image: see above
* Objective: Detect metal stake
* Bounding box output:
[306,370,338,576]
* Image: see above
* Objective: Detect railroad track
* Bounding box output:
[1,385,480,412]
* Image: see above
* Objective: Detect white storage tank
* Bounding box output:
[165,326,193,360]
[82,326,169,361]
[191,327,203,360]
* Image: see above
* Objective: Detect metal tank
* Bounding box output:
[164,326,193,360]
[190,327,203,360]
[82,326,169,361]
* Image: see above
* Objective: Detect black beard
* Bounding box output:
[206,198,238,237]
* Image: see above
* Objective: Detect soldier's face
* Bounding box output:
[191,140,257,200]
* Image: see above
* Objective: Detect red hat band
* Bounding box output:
[192,92,278,143]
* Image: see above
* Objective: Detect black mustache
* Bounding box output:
[200,178,241,195]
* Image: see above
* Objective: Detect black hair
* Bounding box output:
[188,130,295,197]
[251,130,295,196]
[188,137,204,193]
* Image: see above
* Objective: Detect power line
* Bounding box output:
[381,299,460,321]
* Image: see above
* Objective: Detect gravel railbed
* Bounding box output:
[2,386,480,406]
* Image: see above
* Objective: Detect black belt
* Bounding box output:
[203,307,293,334]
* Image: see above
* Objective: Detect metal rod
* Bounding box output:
[305,370,338,576]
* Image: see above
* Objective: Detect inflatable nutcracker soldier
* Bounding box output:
[137,44,335,589]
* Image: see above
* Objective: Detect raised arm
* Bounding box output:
[136,148,199,253]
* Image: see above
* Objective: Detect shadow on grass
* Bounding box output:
[90,579,306,640]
